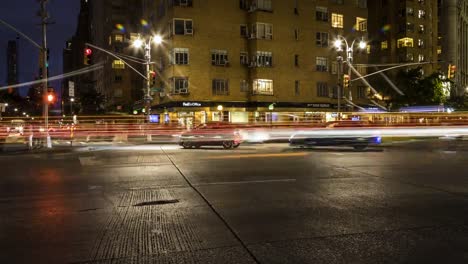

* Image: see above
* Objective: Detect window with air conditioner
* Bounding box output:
[172,48,189,65]
[255,51,273,67]
[316,32,329,47]
[212,79,229,95]
[173,19,193,35]
[211,50,229,66]
[252,79,273,95]
[172,77,189,94]
[316,56,328,72]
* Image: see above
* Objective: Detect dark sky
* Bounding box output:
[0,0,80,96]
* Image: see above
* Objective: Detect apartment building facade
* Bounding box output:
[143,0,370,125]
[368,0,439,77]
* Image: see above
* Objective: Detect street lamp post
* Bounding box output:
[334,36,367,114]
[132,34,163,119]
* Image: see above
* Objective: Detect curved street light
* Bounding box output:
[333,35,367,117]
[131,34,164,118]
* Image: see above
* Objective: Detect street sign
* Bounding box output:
[68,81,75,97]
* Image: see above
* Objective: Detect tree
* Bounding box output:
[388,67,449,109]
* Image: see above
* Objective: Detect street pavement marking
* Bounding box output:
[194,178,296,186]
[204,152,308,160]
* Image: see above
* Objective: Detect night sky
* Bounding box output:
[0,0,80,96]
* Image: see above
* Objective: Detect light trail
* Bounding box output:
[0,64,103,91]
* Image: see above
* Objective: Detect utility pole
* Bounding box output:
[39,0,51,148]
[336,56,343,120]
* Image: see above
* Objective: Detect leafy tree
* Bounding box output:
[387,67,449,109]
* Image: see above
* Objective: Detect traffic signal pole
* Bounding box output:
[40,0,51,148]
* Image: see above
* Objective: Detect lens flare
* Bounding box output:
[115,24,125,32]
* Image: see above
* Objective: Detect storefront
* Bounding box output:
[151,101,341,126]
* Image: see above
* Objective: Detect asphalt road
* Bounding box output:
[1,141,468,263]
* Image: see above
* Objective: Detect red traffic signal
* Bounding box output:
[84,48,93,65]
[46,93,56,104]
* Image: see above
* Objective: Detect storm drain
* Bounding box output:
[133,199,179,207]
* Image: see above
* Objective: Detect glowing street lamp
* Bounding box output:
[132,34,164,118]
[333,36,367,116]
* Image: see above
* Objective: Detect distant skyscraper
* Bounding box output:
[6,40,19,94]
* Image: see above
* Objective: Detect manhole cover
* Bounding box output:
[133,199,179,207]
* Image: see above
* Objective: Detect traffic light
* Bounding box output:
[448,64,456,79]
[46,88,56,104]
[84,48,93,65]
[343,74,350,88]
[150,71,156,86]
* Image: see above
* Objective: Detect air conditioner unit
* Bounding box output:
[179,88,188,94]
[185,28,193,34]
[249,33,256,39]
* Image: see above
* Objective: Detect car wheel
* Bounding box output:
[222,141,234,149]
[193,144,201,149]
[182,142,192,149]
[353,145,368,151]
[233,143,240,148]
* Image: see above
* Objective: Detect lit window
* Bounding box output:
[418,10,425,19]
[418,39,424,48]
[112,60,125,69]
[419,25,425,33]
[381,41,388,50]
[114,34,124,42]
[252,79,273,95]
[418,54,425,62]
[356,17,367,32]
[331,13,344,28]
[397,37,414,48]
